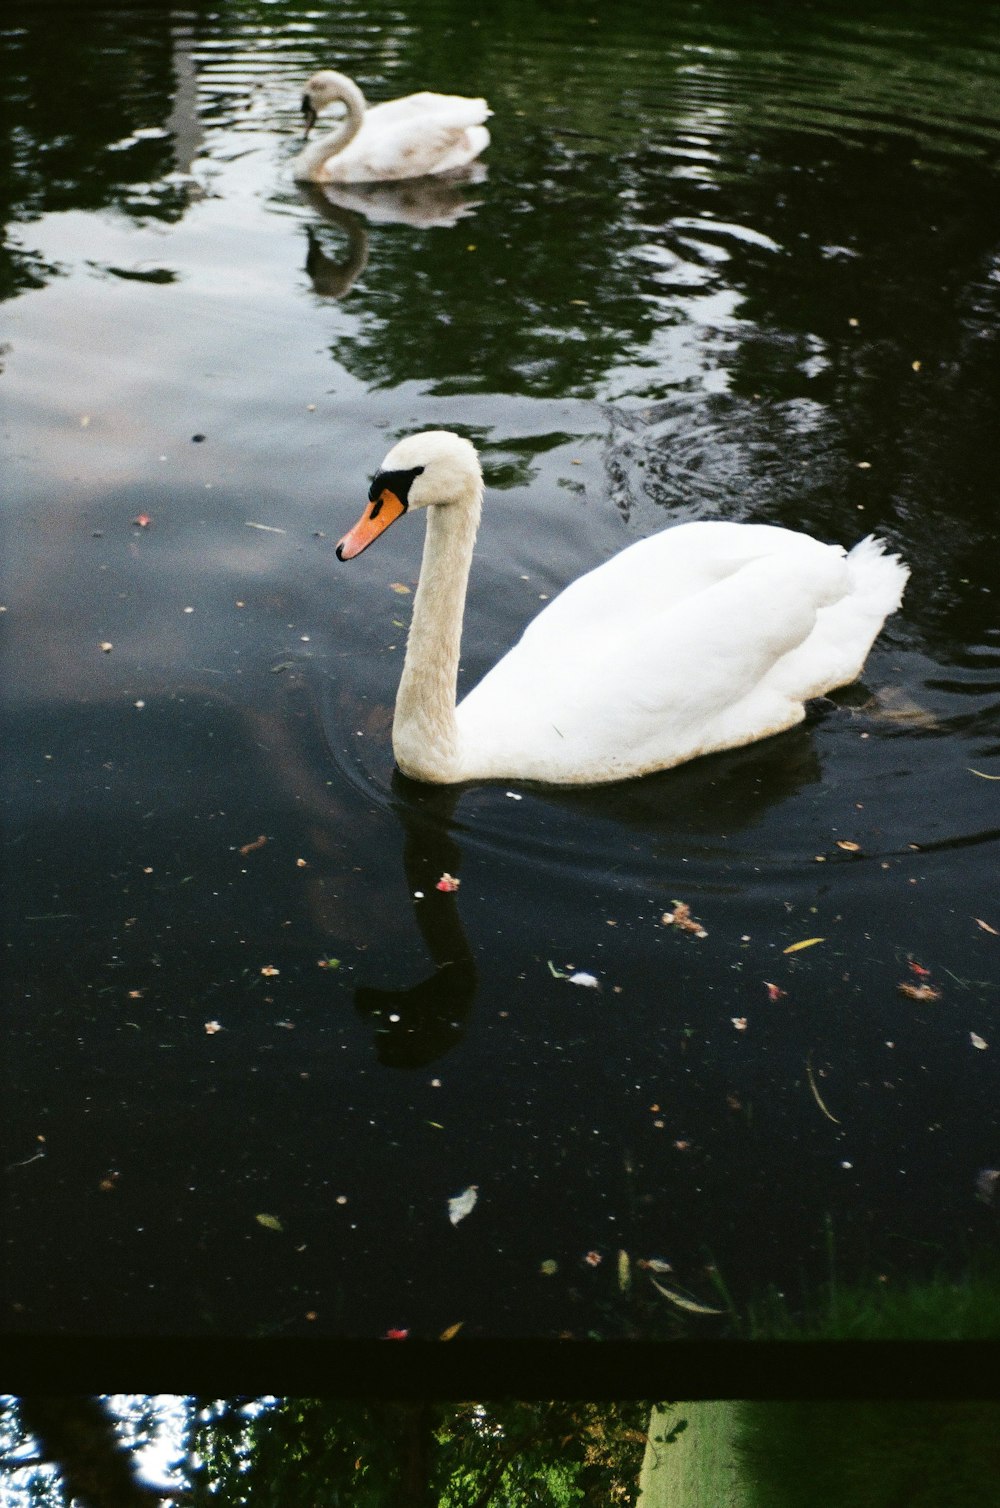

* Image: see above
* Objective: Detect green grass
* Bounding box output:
[638,1402,749,1508]
[739,1258,1000,1340]
[734,1402,1000,1508]
[639,1403,1000,1508]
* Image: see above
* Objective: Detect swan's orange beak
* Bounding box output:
[336,488,407,560]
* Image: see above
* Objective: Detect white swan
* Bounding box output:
[294,70,490,183]
[336,431,910,786]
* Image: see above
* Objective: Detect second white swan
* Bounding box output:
[294,70,491,183]
[336,430,909,786]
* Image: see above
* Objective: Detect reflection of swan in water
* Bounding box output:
[307,169,485,227]
[297,177,482,299]
[336,430,910,786]
[353,779,476,1069]
[345,724,831,1068]
[304,222,367,299]
[294,69,490,183]
[137,668,835,1073]
[298,189,370,298]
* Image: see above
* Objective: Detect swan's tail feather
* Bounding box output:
[846,534,910,618]
[767,535,909,701]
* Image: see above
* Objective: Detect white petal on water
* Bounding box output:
[448,1185,478,1225]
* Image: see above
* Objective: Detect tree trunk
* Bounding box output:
[17,1397,180,1508]
[393,1402,437,1508]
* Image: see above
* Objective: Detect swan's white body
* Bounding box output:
[294,70,490,183]
[337,432,909,786]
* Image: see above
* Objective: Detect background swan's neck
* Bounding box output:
[393,486,482,782]
[295,79,366,178]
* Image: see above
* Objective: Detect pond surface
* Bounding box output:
[2,0,999,1339]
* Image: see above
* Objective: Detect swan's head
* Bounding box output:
[336,430,482,561]
[301,70,361,136]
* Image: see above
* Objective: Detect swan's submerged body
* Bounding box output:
[336,432,909,787]
[294,70,491,183]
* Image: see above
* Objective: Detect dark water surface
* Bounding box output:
[2,0,999,1338]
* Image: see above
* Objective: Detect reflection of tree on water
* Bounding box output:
[1,9,202,228]
[354,776,477,1069]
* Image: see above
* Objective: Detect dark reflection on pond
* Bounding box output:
[354,779,476,1070]
[354,724,824,1070]
[303,211,370,301]
[2,0,999,1338]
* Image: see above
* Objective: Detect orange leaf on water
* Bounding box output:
[897,982,942,1002]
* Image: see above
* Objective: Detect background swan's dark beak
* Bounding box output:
[301,95,317,138]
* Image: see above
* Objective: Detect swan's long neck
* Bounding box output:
[296,78,366,179]
[393,484,482,782]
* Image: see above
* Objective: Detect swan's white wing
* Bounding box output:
[365,92,491,129]
[321,114,490,181]
[456,528,857,783]
[513,521,841,656]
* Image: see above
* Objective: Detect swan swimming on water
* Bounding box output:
[336,430,910,786]
[294,70,491,183]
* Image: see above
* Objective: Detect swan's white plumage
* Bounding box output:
[294,70,490,183]
[337,431,909,786]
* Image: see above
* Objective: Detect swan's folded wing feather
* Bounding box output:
[333,116,489,180]
[366,92,491,129]
[456,545,851,781]
[511,520,841,660]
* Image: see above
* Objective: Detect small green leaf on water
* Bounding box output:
[805,1053,841,1124]
[617,1249,631,1294]
[540,1259,559,1276]
[255,1213,283,1232]
[969,768,1000,780]
[426,1120,444,1130]
[783,936,825,954]
[546,960,568,978]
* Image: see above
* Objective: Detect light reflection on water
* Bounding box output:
[2,0,999,1338]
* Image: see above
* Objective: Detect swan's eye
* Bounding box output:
[368,465,424,507]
